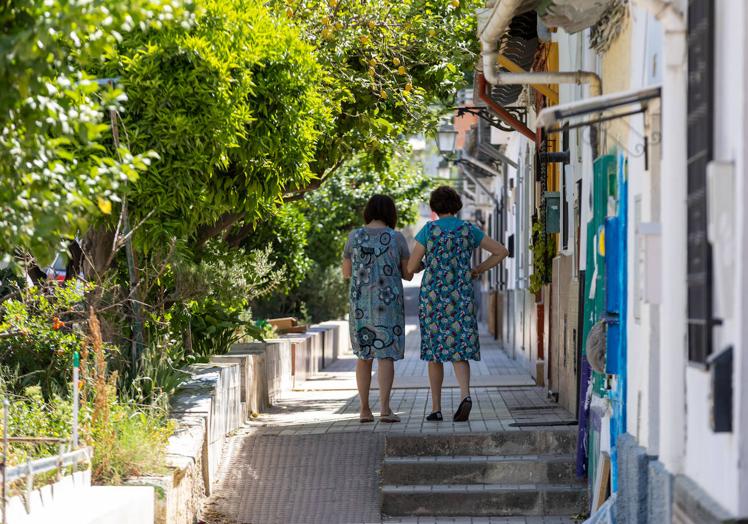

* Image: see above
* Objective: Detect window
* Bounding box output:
[686,0,715,364]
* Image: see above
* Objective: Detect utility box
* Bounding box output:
[543,192,561,233]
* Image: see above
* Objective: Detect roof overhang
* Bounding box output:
[537,85,662,130]
[460,154,503,178]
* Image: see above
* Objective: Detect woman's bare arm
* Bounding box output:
[407,242,426,275]
[342,258,352,279]
[471,236,509,278]
[401,259,414,281]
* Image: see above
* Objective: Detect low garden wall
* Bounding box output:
[130,320,349,524]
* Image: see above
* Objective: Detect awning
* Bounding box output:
[536,85,661,130]
[459,154,503,178]
[459,166,500,207]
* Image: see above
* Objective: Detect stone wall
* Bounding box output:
[131,320,348,524]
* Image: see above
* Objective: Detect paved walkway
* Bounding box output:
[201,321,578,524]
[201,277,578,523]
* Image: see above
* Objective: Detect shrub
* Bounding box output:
[96,0,334,251]
[0,282,93,398]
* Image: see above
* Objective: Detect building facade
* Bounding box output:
[453,0,748,521]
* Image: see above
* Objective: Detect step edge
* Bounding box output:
[381,483,588,493]
[383,454,577,464]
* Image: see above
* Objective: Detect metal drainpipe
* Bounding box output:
[479,0,602,97]
[487,69,603,98]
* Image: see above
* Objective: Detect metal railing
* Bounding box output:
[1,440,92,523]
[1,369,89,524]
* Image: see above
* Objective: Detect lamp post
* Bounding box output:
[436,123,458,155]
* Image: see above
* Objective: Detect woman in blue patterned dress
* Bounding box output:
[343,195,415,423]
[408,186,508,422]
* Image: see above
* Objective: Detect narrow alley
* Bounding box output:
[201,283,584,524]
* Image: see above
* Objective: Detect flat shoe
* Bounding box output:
[425,411,443,422]
[380,411,401,423]
[453,396,472,422]
[360,413,374,423]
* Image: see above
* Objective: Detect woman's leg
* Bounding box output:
[428,361,444,412]
[452,360,471,400]
[377,358,395,415]
[356,359,374,417]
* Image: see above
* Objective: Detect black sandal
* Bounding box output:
[425,411,443,422]
[453,396,472,422]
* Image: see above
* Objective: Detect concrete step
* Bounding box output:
[381,483,588,518]
[382,454,580,486]
[384,429,578,457]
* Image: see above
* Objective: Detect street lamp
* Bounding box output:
[436,123,458,155]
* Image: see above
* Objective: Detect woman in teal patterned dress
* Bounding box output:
[408,186,508,422]
[343,195,415,423]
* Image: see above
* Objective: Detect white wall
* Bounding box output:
[681,0,747,516]
[625,5,664,457]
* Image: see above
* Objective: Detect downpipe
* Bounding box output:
[632,0,687,473]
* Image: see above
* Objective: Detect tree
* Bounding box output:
[301,152,430,269]
[94,0,335,253]
[274,0,479,189]
[0,0,192,265]
[252,151,432,322]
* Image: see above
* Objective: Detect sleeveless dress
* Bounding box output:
[347,227,406,360]
[419,220,481,362]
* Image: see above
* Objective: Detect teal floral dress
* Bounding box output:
[344,227,409,360]
[417,218,483,362]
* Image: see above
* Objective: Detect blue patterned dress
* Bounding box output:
[345,227,408,360]
[418,219,482,362]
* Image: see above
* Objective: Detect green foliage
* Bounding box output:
[296,263,349,323]
[91,397,173,484]
[271,0,480,174]
[1,385,76,466]
[0,382,171,485]
[97,0,334,250]
[254,153,431,323]
[165,242,283,359]
[242,205,311,292]
[0,0,192,263]
[300,153,431,269]
[128,341,189,407]
[529,220,555,294]
[0,282,94,397]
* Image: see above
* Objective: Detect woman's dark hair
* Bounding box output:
[429,185,463,215]
[363,194,398,228]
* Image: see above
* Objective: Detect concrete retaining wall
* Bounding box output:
[10,471,154,524]
[131,320,347,524]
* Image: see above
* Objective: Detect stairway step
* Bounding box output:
[381,483,588,517]
[382,454,580,485]
[385,429,578,457]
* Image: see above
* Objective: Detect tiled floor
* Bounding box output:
[254,325,574,436]
[201,314,579,524]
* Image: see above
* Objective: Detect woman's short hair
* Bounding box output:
[363,194,398,228]
[429,185,463,215]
